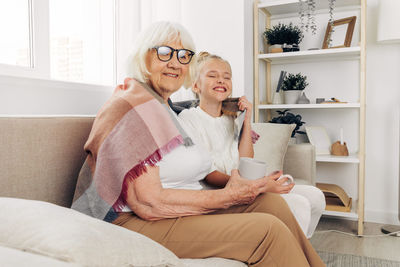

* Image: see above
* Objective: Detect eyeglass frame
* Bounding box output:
[152,46,195,65]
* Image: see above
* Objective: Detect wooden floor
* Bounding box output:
[310,217,400,262]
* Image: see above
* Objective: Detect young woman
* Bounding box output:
[179,52,325,238]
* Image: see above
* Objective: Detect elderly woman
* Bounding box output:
[72,21,325,267]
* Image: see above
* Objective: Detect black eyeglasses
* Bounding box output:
[153,46,195,65]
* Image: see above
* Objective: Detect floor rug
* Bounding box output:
[318,251,400,267]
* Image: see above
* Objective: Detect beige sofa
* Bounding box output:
[0,116,316,266]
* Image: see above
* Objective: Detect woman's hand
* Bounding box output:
[224,169,271,206]
[223,170,295,206]
[238,96,252,123]
[262,171,295,194]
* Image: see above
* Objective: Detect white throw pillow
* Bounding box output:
[252,123,296,175]
[0,197,182,267]
[182,257,246,267]
[0,245,81,267]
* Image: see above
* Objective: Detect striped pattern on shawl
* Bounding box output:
[71,78,193,222]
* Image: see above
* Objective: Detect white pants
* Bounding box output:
[281,185,325,238]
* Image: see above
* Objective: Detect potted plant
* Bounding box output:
[263,23,304,53]
[269,109,306,143]
[281,72,309,104]
[299,0,336,36]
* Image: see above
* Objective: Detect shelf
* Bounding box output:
[258,47,361,64]
[322,198,358,219]
[322,209,358,220]
[258,103,360,110]
[316,153,360,163]
[258,0,360,16]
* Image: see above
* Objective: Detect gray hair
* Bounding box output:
[126,21,196,88]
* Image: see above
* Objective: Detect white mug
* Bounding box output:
[277,174,294,185]
[238,157,267,180]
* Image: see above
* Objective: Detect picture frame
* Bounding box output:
[305,126,331,155]
[322,16,356,49]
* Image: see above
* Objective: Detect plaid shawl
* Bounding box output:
[71,78,193,222]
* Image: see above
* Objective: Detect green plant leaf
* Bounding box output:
[263,22,304,45]
[269,109,306,137]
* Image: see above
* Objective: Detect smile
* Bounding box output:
[213,86,227,92]
[163,73,179,78]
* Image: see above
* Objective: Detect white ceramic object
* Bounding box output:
[297,92,310,104]
[238,157,267,180]
[284,90,302,104]
[277,174,294,185]
[272,92,283,104]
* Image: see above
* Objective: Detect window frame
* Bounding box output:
[0,0,50,79]
[0,0,118,86]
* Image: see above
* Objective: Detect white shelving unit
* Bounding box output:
[253,0,366,234]
[323,208,358,220]
[316,154,360,164]
[258,103,361,109]
[259,46,361,64]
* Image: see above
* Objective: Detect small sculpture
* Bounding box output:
[331,128,349,156]
[331,141,349,156]
[297,92,310,104]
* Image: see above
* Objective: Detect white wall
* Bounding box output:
[180,0,247,98]
[364,0,400,224]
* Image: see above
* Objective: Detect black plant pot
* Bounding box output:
[282,43,300,52]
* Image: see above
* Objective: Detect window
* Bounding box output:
[0,0,31,67]
[0,0,194,90]
[0,0,115,85]
[49,0,114,85]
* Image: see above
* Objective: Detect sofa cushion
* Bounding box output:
[252,123,296,175]
[0,245,80,267]
[0,116,94,208]
[181,257,246,267]
[0,197,181,267]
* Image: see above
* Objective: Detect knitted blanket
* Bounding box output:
[71,78,193,222]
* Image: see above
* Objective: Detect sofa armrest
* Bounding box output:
[283,144,316,186]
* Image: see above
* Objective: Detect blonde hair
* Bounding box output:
[126,21,196,88]
[192,51,232,84]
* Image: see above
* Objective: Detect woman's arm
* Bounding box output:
[125,166,285,221]
[125,166,228,221]
[238,96,254,158]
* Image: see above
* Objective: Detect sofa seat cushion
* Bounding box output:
[0,197,181,267]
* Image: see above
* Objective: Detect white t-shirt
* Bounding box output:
[157,139,212,190]
[179,106,239,175]
[122,109,212,212]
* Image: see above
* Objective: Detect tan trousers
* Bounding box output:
[113,193,325,267]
